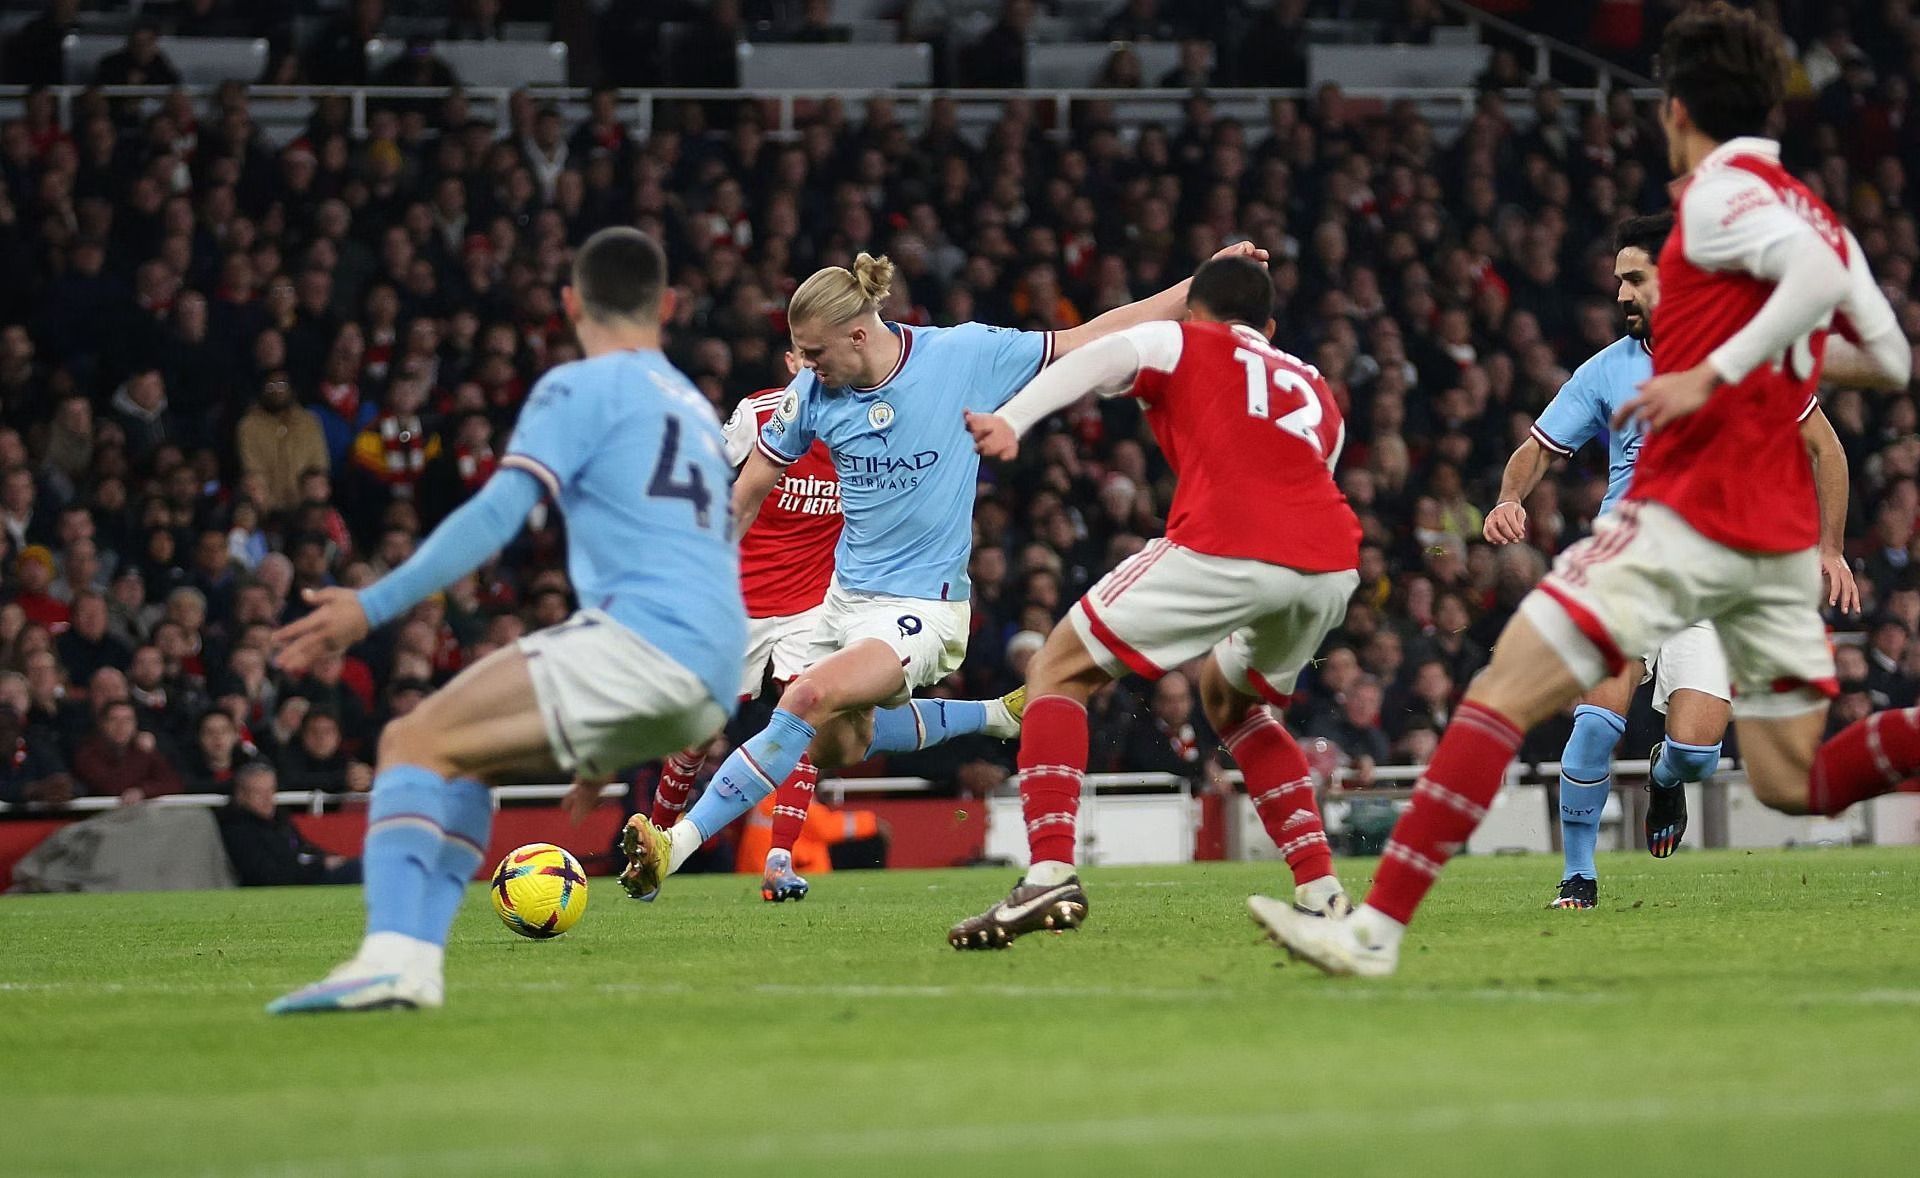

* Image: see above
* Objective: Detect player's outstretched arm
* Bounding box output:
[272,468,543,673]
[1485,437,1553,545]
[1051,241,1268,358]
[971,333,1147,460]
[1801,405,1860,614]
[731,449,785,540]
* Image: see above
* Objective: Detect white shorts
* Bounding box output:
[1642,619,1732,714]
[519,609,728,778]
[740,605,826,698]
[1523,502,1834,719]
[801,577,970,707]
[1069,539,1360,703]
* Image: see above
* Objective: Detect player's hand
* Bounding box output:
[272,587,370,674]
[1209,239,1271,266]
[965,411,1019,461]
[1614,363,1720,432]
[1820,548,1861,615]
[561,772,613,826]
[1484,501,1528,545]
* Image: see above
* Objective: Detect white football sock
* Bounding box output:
[358,931,441,976]
[1350,904,1407,951]
[1023,859,1076,887]
[1296,876,1344,908]
[667,820,704,874]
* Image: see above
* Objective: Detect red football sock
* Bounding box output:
[650,748,703,827]
[1366,700,1523,925]
[1810,708,1920,816]
[1223,708,1332,885]
[1018,695,1088,867]
[768,756,819,855]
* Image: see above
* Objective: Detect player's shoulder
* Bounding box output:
[1679,147,1786,225]
[1572,334,1649,379]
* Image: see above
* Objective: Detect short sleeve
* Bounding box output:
[967,323,1057,410]
[1681,168,1822,278]
[1530,362,1607,457]
[756,375,815,467]
[501,369,592,498]
[719,398,757,467]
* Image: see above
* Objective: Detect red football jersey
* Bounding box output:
[1628,139,1853,553]
[722,388,842,617]
[1126,320,1360,573]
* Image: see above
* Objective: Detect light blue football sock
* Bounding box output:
[361,764,448,940]
[415,776,493,946]
[1559,704,1625,881]
[866,698,991,757]
[1652,738,1721,789]
[685,709,816,840]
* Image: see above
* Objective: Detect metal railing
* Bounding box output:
[1429,0,1654,92]
[0,756,1702,817]
[0,80,1663,147]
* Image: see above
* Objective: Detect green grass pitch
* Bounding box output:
[5,848,1919,1177]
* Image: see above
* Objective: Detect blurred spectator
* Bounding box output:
[1117,670,1210,780]
[71,698,181,802]
[58,591,132,682]
[1309,675,1391,771]
[3,2,82,86]
[217,760,361,886]
[963,0,1033,88]
[0,669,72,804]
[275,706,371,794]
[13,545,66,628]
[236,371,330,515]
[92,21,181,88]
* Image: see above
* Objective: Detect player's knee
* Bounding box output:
[377,711,443,771]
[777,676,832,724]
[1562,705,1624,783]
[1659,741,1722,784]
[1199,663,1258,736]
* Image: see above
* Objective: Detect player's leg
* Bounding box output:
[1642,621,1733,858]
[947,616,1110,948]
[662,592,969,887]
[268,644,565,1013]
[1552,663,1637,910]
[664,638,903,881]
[745,613,817,901]
[949,541,1239,949]
[651,743,706,829]
[862,690,1026,757]
[1706,552,1908,816]
[1208,566,1356,918]
[656,615,780,830]
[1261,504,1701,976]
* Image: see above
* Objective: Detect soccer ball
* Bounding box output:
[489,843,590,939]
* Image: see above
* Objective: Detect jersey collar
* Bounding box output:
[1699,135,1780,170]
[850,323,913,393]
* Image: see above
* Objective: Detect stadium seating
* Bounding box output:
[735,41,932,89]
[61,33,269,86]
[362,38,568,88]
[1023,41,1181,89]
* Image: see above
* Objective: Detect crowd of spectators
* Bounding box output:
[0,1,1914,811]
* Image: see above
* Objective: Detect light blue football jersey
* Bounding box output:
[1529,335,1653,517]
[757,322,1052,600]
[502,350,747,713]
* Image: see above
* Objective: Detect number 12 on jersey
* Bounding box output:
[1234,346,1342,470]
